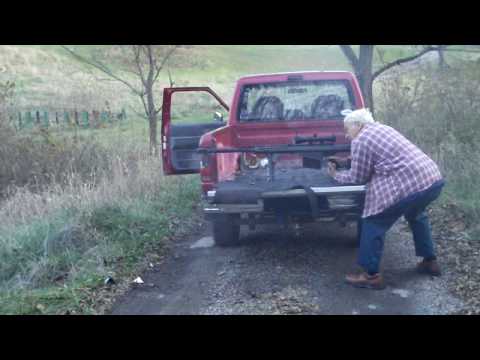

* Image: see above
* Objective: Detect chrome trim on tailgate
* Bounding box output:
[262,185,366,198]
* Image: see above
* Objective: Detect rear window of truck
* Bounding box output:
[238,80,355,122]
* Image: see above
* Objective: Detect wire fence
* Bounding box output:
[10,109,127,131]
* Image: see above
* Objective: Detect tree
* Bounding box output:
[0,80,15,128]
[437,45,448,69]
[339,45,444,113]
[61,45,179,155]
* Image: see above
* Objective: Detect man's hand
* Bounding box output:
[327,161,337,177]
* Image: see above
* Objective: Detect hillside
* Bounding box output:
[0,45,424,113]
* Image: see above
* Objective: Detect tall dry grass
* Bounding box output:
[0,115,199,313]
[0,129,111,198]
[1,146,156,231]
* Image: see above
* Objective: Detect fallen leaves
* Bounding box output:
[411,204,480,314]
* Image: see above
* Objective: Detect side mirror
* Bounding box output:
[214,111,224,122]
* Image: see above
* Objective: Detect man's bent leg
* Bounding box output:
[404,183,444,259]
[405,210,436,259]
[345,213,399,290]
[357,212,401,274]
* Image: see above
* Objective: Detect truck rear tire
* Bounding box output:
[213,214,240,246]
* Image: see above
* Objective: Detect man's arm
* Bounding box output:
[334,139,374,185]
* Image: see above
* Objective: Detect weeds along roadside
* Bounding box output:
[375,61,480,232]
[0,122,201,315]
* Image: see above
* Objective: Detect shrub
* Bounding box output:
[375,60,480,223]
[0,130,112,198]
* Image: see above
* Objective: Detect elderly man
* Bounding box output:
[328,108,444,290]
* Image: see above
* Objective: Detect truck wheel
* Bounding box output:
[213,214,240,247]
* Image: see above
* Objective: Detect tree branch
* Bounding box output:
[154,68,175,115]
[339,45,359,69]
[372,46,441,80]
[154,105,163,115]
[443,48,480,53]
[153,45,179,84]
[61,45,142,96]
[127,104,148,120]
[146,45,155,85]
[131,45,147,87]
[139,93,149,116]
[167,69,175,87]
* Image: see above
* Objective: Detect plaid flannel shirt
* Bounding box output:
[334,123,443,218]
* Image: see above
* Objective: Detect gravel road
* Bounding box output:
[111,219,464,315]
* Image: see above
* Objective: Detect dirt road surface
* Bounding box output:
[111,220,464,315]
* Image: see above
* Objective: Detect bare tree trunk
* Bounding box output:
[145,46,158,156]
[340,45,444,115]
[340,45,375,113]
[144,71,158,155]
[147,90,158,155]
[438,45,448,70]
[356,45,375,113]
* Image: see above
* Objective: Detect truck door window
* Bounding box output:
[172,91,228,124]
[239,80,355,122]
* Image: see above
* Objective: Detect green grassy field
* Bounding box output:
[0,45,423,112]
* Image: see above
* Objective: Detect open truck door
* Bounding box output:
[161,87,229,175]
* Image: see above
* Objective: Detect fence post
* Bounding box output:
[26,111,33,128]
[64,111,70,126]
[82,111,89,128]
[93,110,100,128]
[36,110,41,125]
[43,111,49,128]
[18,112,22,130]
[74,111,79,126]
[55,112,59,125]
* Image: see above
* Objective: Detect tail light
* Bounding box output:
[200,153,216,183]
[242,153,268,169]
[200,153,212,169]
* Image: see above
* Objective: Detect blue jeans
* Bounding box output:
[358,180,445,274]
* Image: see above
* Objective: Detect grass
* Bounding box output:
[0,133,201,314]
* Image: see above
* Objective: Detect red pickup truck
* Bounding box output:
[162,71,366,246]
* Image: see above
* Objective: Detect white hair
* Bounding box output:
[342,108,376,127]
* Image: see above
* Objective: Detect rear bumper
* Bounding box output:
[203,185,365,219]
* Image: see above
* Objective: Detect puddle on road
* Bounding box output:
[391,289,410,298]
[190,236,215,249]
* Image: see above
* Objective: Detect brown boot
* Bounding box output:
[416,259,442,276]
[345,272,386,290]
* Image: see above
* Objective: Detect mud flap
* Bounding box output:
[289,185,320,218]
